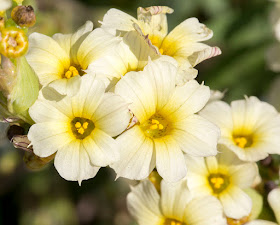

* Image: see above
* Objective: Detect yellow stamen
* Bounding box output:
[65,71,72,79]
[64,66,80,79]
[159,48,164,55]
[163,218,185,225]
[210,177,224,189]
[150,124,158,130]
[234,137,248,148]
[75,122,81,128]
[82,122,89,129]
[158,124,164,130]
[152,119,159,124]
[78,127,85,135]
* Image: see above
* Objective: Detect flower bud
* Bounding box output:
[0,27,29,58]
[24,151,56,170]
[11,5,36,28]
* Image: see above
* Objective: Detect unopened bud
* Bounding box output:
[0,27,28,58]
[24,151,56,170]
[11,5,36,28]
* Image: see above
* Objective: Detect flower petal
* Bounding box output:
[219,186,252,219]
[53,21,93,58]
[155,136,187,183]
[82,128,119,167]
[29,95,72,122]
[71,74,105,118]
[76,28,121,69]
[112,126,155,180]
[114,67,156,123]
[101,8,138,35]
[127,180,163,225]
[94,92,130,137]
[162,80,210,120]
[172,115,219,157]
[160,179,192,220]
[27,33,70,86]
[268,187,280,224]
[183,196,226,225]
[137,6,174,45]
[161,17,213,57]
[54,140,100,184]
[28,122,72,158]
[199,100,233,137]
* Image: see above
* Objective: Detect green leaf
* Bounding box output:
[8,56,39,115]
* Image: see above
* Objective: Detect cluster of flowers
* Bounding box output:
[0,1,280,225]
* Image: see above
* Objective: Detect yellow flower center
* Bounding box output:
[64,66,81,79]
[140,114,169,138]
[71,117,95,139]
[233,135,253,148]
[149,35,165,55]
[162,218,186,225]
[227,215,250,225]
[208,173,230,195]
[0,27,28,58]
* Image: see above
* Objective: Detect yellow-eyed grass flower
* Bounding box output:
[100,6,221,85]
[127,179,226,225]
[111,60,220,183]
[185,146,258,219]
[26,21,121,96]
[199,97,280,162]
[88,30,181,89]
[27,74,130,184]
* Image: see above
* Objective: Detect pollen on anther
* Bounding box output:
[83,122,89,129]
[75,122,82,128]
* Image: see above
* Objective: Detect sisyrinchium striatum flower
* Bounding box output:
[100,6,221,85]
[199,96,280,162]
[27,74,131,184]
[185,146,258,219]
[111,60,220,183]
[26,21,121,96]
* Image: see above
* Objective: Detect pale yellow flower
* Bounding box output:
[27,21,120,96]
[28,75,131,184]
[87,30,184,88]
[185,146,258,219]
[127,179,226,225]
[200,96,280,162]
[100,6,221,85]
[111,60,220,182]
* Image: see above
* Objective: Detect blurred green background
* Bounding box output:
[1,0,280,224]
